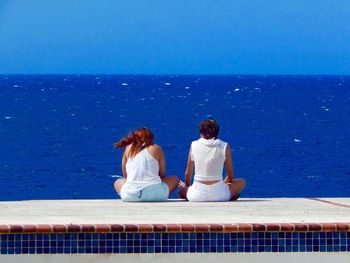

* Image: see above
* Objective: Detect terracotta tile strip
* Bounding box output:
[209,224,224,232]
[0,225,10,233]
[96,224,111,232]
[139,224,153,233]
[81,224,96,232]
[266,224,280,231]
[37,224,53,233]
[124,224,139,232]
[1,223,350,234]
[194,224,210,232]
[222,224,239,232]
[280,224,295,231]
[166,224,182,232]
[336,223,350,231]
[181,224,195,232]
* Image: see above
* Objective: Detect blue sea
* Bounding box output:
[0,75,349,200]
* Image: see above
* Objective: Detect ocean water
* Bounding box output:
[0,75,349,201]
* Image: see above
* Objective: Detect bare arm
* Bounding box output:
[148,144,166,179]
[157,146,166,179]
[185,146,194,186]
[223,144,234,183]
[121,150,128,179]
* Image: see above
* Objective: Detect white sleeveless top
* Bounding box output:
[123,148,161,193]
[191,138,227,181]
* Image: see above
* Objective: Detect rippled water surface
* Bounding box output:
[0,75,349,200]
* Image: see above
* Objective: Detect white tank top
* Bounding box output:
[123,148,161,193]
[191,138,227,181]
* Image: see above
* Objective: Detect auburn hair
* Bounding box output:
[114,127,154,157]
[199,118,220,139]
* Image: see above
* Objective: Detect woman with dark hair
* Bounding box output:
[114,127,179,202]
[179,118,246,201]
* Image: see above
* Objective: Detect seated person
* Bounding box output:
[179,118,246,201]
[114,127,179,202]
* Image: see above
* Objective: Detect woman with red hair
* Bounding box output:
[114,128,179,202]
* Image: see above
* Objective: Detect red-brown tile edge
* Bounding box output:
[95,224,111,233]
[166,224,182,232]
[2,223,350,233]
[0,225,10,233]
[37,225,53,233]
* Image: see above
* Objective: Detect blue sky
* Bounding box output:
[0,0,349,74]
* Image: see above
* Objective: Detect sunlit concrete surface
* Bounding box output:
[0,198,349,224]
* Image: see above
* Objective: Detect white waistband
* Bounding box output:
[194,174,222,181]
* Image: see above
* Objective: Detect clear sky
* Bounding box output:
[0,0,349,74]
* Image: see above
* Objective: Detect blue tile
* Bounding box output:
[176,247,182,253]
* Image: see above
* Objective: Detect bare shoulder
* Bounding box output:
[124,145,132,158]
[147,144,163,159]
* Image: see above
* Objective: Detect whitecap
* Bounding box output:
[185,86,190,89]
[234,88,240,92]
[294,139,301,143]
[13,84,20,88]
[109,175,123,178]
[165,82,171,86]
[121,83,128,86]
[4,116,12,119]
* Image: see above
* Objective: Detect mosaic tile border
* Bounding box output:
[1,231,350,254]
[1,223,350,234]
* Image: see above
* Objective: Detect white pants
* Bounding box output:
[187,180,231,202]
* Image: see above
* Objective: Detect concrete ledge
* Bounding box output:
[1,198,350,227]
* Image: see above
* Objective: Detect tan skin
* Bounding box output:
[178,134,246,200]
[114,144,179,194]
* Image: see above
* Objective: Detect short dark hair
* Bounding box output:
[199,118,220,139]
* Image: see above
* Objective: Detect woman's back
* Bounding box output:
[123,146,161,194]
[192,138,227,181]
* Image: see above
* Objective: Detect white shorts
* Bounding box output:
[186,180,231,202]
